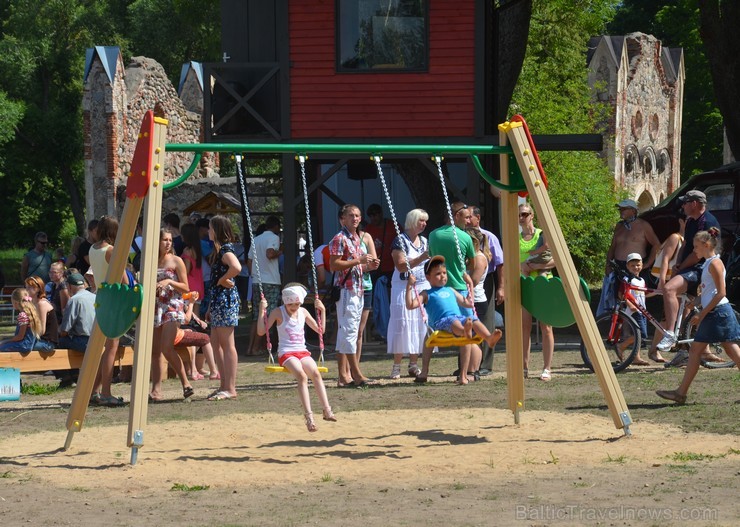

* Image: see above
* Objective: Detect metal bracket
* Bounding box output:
[619,411,633,436]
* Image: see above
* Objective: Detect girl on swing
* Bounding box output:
[257,283,337,432]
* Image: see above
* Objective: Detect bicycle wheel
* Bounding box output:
[580,311,641,373]
[682,304,739,369]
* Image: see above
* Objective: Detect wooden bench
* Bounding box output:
[0,345,193,374]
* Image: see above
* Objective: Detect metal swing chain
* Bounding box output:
[433,156,467,275]
[235,155,274,362]
[433,156,477,318]
[298,155,325,361]
[374,155,427,322]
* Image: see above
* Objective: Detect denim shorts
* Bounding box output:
[694,302,740,343]
[632,312,648,340]
[363,289,372,311]
[677,267,700,296]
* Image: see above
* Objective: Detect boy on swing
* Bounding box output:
[258,283,337,432]
[405,255,501,347]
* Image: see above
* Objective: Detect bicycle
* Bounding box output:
[580,264,739,372]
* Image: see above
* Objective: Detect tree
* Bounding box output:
[698,0,740,159]
[0,0,220,247]
[510,0,620,282]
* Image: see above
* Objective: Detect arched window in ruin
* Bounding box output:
[624,144,640,175]
[657,149,670,174]
[642,146,656,177]
[649,113,659,142]
[631,110,643,139]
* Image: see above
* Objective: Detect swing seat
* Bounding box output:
[264,365,329,374]
[425,330,483,348]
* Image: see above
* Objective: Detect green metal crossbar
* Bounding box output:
[163,142,525,192]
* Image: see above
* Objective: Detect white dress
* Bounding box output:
[386,234,434,356]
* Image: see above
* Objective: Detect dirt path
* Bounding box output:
[1,406,738,526]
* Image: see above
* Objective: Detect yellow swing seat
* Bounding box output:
[424,330,484,348]
[264,350,329,373]
[265,364,329,374]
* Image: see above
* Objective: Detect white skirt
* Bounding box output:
[386,281,431,356]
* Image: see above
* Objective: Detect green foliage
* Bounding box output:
[0,248,24,284]
[170,483,210,492]
[511,0,619,283]
[608,0,723,180]
[21,382,58,395]
[127,0,221,86]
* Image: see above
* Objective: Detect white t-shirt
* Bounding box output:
[248,230,281,285]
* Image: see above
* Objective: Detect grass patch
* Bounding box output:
[1,471,14,478]
[320,473,333,483]
[0,248,24,285]
[669,450,732,462]
[604,453,628,464]
[21,382,58,395]
[170,483,210,492]
[666,464,698,475]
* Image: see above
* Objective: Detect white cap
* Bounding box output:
[626,253,642,263]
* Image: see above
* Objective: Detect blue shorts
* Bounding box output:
[676,267,700,296]
[632,312,648,341]
[434,314,479,334]
[694,303,740,343]
[363,289,372,311]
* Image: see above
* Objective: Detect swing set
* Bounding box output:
[61,111,633,465]
[235,154,329,374]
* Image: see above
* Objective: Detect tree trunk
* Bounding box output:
[698,0,740,158]
[60,165,85,234]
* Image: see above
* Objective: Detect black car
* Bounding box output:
[640,161,740,301]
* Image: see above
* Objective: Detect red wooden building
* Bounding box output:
[207,1,588,274]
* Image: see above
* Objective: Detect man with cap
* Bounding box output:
[56,272,96,387]
[657,190,720,352]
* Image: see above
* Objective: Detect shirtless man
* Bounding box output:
[606,199,660,274]
[604,199,660,365]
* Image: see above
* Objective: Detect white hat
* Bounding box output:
[626,253,642,263]
[616,199,638,209]
[282,285,307,305]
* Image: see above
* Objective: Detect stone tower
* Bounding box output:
[588,33,684,211]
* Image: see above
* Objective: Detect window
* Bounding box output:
[337,0,428,72]
[703,183,734,211]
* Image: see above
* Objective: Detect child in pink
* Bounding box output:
[257,283,337,432]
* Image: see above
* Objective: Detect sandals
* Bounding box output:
[207,390,236,401]
[305,412,317,432]
[390,364,401,379]
[322,407,337,422]
[539,369,552,381]
[407,364,421,378]
[183,386,195,399]
[100,395,125,407]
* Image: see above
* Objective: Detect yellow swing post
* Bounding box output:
[499,116,632,435]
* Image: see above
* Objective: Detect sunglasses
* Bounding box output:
[37,240,48,245]
[452,204,468,216]
[519,212,532,218]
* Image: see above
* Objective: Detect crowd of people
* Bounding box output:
[4,187,738,424]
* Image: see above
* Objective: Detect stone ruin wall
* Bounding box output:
[589,32,683,211]
[83,54,232,223]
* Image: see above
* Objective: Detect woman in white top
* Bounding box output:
[386,209,431,379]
[89,216,126,407]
